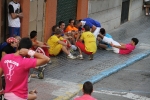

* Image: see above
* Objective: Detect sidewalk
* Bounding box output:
[28,15,150,100]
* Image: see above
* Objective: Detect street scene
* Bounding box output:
[0,0,150,100]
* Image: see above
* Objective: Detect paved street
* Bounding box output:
[28,15,150,100]
[92,55,150,100]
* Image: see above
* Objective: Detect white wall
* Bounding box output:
[88,0,144,32]
[129,0,144,20]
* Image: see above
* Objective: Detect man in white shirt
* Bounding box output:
[8,0,23,37]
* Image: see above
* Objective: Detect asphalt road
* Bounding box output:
[75,55,150,100]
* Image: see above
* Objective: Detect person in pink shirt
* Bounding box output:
[98,34,139,54]
[0,37,50,100]
[74,81,97,100]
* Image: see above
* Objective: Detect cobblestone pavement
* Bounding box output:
[28,15,150,100]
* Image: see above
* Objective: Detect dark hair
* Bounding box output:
[69,19,74,23]
[18,37,32,50]
[52,25,58,32]
[54,29,62,35]
[74,20,81,26]
[58,21,65,27]
[83,81,93,95]
[132,38,139,45]
[100,28,106,35]
[30,31,37,39]
[84,25,90,31]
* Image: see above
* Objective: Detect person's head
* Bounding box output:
[82,81,93,95]
[100,28,106,36]
[14,36,21,42]
[131,38,139,45]
[52,25,59,33]
[14,36,21,47]
[6,37,18,48]
[18,37,32,50]
[69,19,75,27]
[59,21,65,30]
[54,29,62,37]
[30,31,37,40]
[84,25,90,31]
[74,20,82,28]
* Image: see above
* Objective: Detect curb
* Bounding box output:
[54,50,150,100]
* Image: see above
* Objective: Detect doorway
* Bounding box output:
[29,0,46,41]
[121,0,130,24]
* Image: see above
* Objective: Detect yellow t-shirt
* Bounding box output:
[80,31,97,54]
[47,35,63,54]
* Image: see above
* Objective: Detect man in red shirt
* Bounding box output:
[98,34,139,54]
[74,81,97,100]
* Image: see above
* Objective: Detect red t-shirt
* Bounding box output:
[119,43,135,54]
[0,54,36,99]
[74,94,97,100]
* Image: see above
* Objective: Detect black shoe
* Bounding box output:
[89,54,93,60]
[37,67,45,79]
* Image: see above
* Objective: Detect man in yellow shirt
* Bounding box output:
[76,25,97,60]
[47,29,76,59]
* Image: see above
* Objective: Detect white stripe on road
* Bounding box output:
[93,90,150,100]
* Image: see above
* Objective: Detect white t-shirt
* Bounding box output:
[8,1,21,27]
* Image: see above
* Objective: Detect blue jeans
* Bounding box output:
[9,27,20,37]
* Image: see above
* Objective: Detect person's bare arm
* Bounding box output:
[111,42,126,49]
[91,25,97,32]
[19,49,50,67]
[58,40,67,46]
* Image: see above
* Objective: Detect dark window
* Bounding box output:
[56,0,77,25]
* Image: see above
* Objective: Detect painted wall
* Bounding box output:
[129,0,144,20]
[88,0,143,32]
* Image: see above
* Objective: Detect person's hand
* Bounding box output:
[110,42,114,47]
[19,48,29,56]
[29,90,38,94]
[18,13,23,17]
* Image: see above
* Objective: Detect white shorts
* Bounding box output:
[4,93,27,100]
[93,27,101,38]
[103,36,120,53]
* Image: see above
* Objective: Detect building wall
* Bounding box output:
[129,0,144,20]
[88,0,143,32]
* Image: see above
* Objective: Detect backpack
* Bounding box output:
[0,42,7,51]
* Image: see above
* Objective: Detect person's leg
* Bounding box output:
[41,47,49,57]
[93,27,101,38]
[102,36,120,53]
[9,27,15,37]
[28,90,37,100]
[16,27,21,36]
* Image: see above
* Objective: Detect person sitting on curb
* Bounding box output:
[74,81,97,100]
[30,31,50,58]
[0,37,50,100]
[98,33,139,54]
[97,28,113,50]
[76,25,97,60]
[47,29,76,59]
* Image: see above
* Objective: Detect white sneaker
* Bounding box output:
[77,55,83,60]
[67,54,76,59]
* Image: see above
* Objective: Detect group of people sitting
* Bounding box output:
[0,17,139,100]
